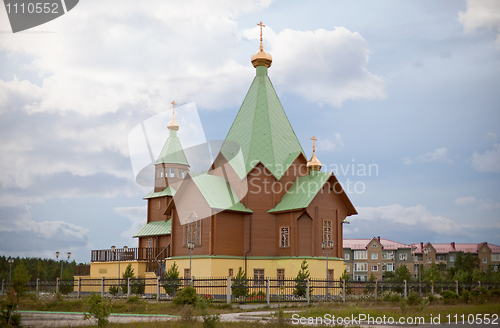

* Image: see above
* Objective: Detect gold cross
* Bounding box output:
[311,136,317,152]
[171,101,176,114]
[257,21,265,42]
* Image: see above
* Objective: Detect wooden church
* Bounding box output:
[133,25,357,280]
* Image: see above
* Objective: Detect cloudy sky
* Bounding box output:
[1,0,499,263]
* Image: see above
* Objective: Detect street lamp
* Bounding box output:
[322,240,334,298]
[187,241,195,280]
[8,257,14,281]
[56,251,71,278]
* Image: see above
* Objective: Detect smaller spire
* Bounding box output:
[167,101,180,131]
[307,136,322,172]
[251,21,273,68]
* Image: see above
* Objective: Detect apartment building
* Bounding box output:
[343,237,500,281]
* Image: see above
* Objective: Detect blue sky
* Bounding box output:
[0,0,499,263]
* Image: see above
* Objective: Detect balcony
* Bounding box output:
[91,246,170,263]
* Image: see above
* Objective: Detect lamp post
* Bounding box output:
[8,257,14,281]
[56,251,71,279]
[187,241,195,280]
[321,240,334,298]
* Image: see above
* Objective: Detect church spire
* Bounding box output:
[167,101,180,131]
[307,136,322,173]
[251,21,273,68]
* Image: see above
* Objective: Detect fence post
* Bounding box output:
[190,276,194,288]
[56,277,60,294]
[101,277,105,297]
[478,280,481,288]
[78,277,81,299]
[36,278,40,297]
[375,279,378,301]
[306,278,310,304]
[404,280,407,299]
[227,276,231,305]
[342,279,345,302]
[127,277,131,298]
[157,277,160,301]
[431,280,434,295]
[266,278,270,305]
[455,280,459,295]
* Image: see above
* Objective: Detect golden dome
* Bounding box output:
[307,152,322,171]
[251,21,273,68]
[167,101,179,131]
[307,136,322,171]
[251,43,273,68]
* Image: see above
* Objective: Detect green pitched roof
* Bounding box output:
[156,130,189,166]
[133,220,171,237]
[268,172,331,213]
[191,173,253,213]
[143,186,176,199]
[221,66,305,180]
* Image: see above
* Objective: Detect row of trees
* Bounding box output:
[0,256,78,282]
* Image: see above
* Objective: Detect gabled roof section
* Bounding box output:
[156,131,189,166]
[133,220,171,237]
[268,172,331,213]
[343,238,414,250]
[143,186,176,199]
[221,66,305,180]
[191,174,253,213]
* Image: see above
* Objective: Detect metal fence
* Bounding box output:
[1,278,499,304]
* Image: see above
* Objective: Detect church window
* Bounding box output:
[254,269,264,286]
[228,269,233,277]
[280,227,289,248]
[184,220,201,246]
[323,220,332,242]
[169,168,175,178]
[157,201,161,209]
[147,238,153,248]
[277,269,285,286]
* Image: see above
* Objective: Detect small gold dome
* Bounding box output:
[307,136,322,172]
[307,153,322,171]
[167,101,179,131]
[251,43,273,68]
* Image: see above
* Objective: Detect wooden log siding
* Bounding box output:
[91,247,167,262]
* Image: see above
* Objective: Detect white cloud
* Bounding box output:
[455,196,500,210]
[317,133,344,152]
[115,206,147,243]
[402,147,454,165]
[0,76,44,114]
[455,196,477,206]
[458,0,500,46]
[471,143,500,173]
[488,132,498,140]
[0,205,89,242]
[243,26,385,107]
[356,203,463,235]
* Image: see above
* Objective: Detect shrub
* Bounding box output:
[0,288,21,326]
[173,286,199,306]
[440,290,459,304]
[406,292,421,306]
[163,262,181,296]
[231,267,249,298]
[84,292,111,327]
[108,285,119,296]
[121,264,135,294]
[294,260,312,297]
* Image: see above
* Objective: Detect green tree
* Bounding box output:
[422,263,443,282]
[36,261,46,280]
[163,261,181,296]
[293,260,311,297]
[121,264,135,294]
[231,267,249,298]
[84,292,111,327]
[395,265,412,282]
[446,251,480,282]
[60,267,74,294]
[12,260,31,298]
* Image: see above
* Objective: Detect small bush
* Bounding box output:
[406,292,422,306]
[126,295,140,303]
[173,286,199,306]
[440,290,459,304]
[109,286,119,296]
[84,292,111,327]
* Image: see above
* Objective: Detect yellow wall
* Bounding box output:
[89,261,147,279]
